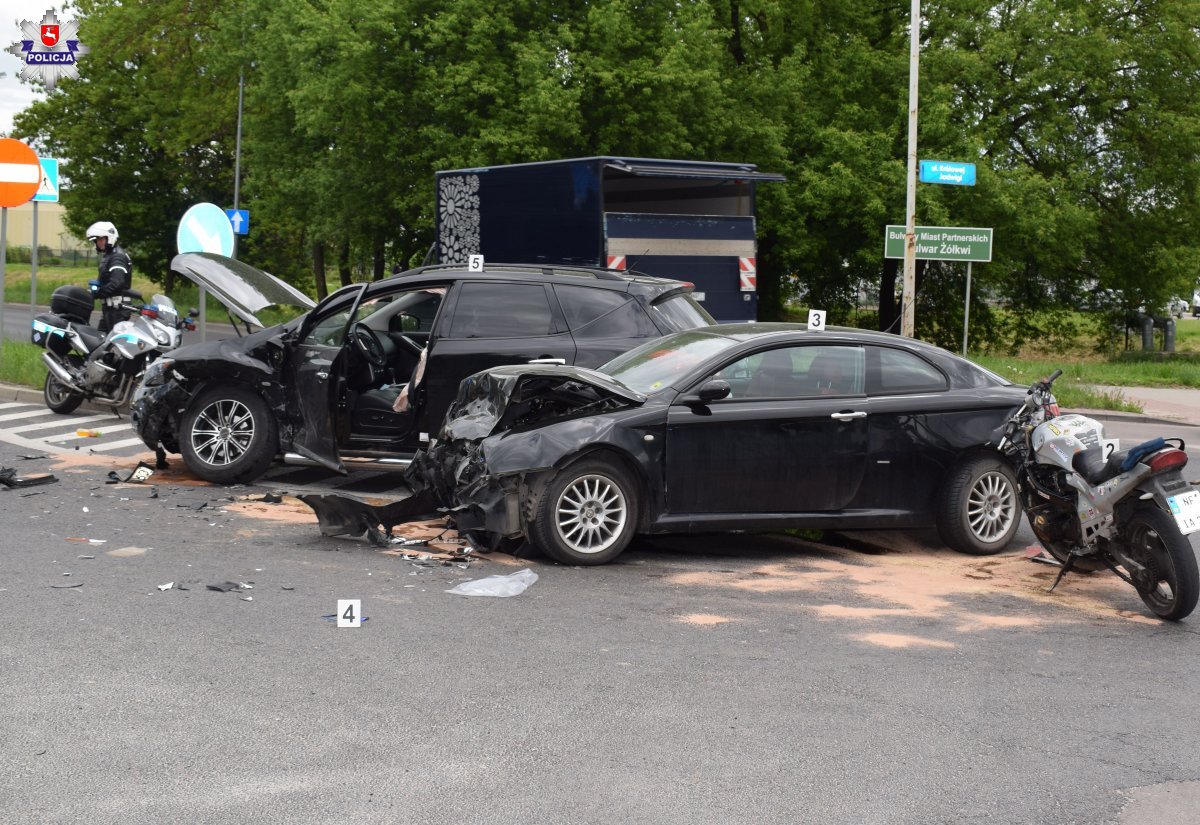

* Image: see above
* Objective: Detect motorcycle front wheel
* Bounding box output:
[43,371,83,414]
[1121,505,1199,621]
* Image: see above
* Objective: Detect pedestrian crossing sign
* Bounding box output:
[33,156,58,203]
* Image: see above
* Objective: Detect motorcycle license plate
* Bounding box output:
[1167,490,1200,535]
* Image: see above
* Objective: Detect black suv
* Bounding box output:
[131,253,715,483]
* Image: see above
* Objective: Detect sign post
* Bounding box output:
[884,225,994,355]
[0,139,42,359]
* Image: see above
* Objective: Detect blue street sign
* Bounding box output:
[919,160,976,186]
[177,202,235,256]
[225,208,249,235]
[32,156,59,202]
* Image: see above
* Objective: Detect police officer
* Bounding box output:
[86,221,132,333]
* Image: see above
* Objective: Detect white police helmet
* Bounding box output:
[85,221,118,244]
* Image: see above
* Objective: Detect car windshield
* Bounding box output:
[601,329,739,393]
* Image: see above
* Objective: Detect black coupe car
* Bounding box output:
[131,253,714,483]
[408,324,1030,564]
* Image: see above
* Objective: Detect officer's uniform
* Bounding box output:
[93,244,133,333]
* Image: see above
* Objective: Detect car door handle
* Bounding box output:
[528,358,566,365]
[316,371,329,380]
[830,410,867,420]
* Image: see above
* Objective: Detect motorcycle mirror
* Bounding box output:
[188,308,200,317]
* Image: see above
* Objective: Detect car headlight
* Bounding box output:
[142,358,175,387]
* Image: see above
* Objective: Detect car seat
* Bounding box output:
[807,352,846,395]
[746,349,796,397]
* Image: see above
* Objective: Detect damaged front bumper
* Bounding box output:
[130,379,191,453]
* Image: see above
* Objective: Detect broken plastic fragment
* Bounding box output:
[446,568,538,598]
[157,582,174,592]
[76,429,100,437]
[51,582,83,589]
[206,581,253,592]
[107,462,156,485]
[67,537,107,545]
[0,466,58,488]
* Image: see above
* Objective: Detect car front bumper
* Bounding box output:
[130,380,192,453]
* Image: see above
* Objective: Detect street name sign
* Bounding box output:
[919,160,976,186]
[884,225,993,262]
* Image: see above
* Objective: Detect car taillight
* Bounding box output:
[1146,449,1188,473]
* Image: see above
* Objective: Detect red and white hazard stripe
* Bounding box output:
[739,256,756,291]
[607,255,627,271]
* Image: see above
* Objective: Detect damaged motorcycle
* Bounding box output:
[31,284,195,414]
[998,370,1199,620]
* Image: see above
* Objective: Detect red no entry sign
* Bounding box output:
[0,138,42,208]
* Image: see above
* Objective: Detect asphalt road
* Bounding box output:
[3,421,1200,824]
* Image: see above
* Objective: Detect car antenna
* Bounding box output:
[621,248,651,274]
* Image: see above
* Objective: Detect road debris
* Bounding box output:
[0,466,58,488]
[157,582,174,592]
[298,491,440,547]
[206,581,254,592]
[106,546,148,558]
[67,537,107,545]
[75,429,101,437]
[51,582,83,589]
[446,568,538,598]
[107,462,156,484]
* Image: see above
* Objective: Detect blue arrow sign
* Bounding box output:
[32,157,59,203]
[177,202,235,256]
[920,160,976,186]
[225,208,249,235]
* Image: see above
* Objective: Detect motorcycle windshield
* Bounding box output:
[150,294,178,327]
[170,252,316,328]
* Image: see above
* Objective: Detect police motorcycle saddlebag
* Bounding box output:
[31,313,72,357]
[50,285,93,324]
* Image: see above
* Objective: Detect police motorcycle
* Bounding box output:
[30,283,196,414]
[997,369,1200,620]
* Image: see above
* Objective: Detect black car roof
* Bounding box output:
[389,262,688,296]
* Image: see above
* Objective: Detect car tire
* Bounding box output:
[937,455,1021,555]
[528,458,638,565]
[43,372,83,414]
[179,384,278,484]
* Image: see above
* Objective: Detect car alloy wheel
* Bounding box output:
[554,473,629,555]
[966,469,1018,543]
[190,398,256,467]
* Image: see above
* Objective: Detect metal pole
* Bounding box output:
[962,261,972,357]
[901,0,921,338]
[0,208,7,353]
[30,200,38,326]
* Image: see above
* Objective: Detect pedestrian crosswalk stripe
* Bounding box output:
[9,413,120,433]
[0,408,58,423]
[88,437,149,452]
[41,422,133,443]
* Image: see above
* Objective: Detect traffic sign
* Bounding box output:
[177,202,235,256]
[33,157,59,203]
[884,225,993,262]
[225,208,249,235]
[0,138,41,207]
[919,160,976,186]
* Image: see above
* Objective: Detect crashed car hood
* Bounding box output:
[171,252,316,328]
[440,364,647,441]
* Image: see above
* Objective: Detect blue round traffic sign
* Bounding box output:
[177,202,235,256]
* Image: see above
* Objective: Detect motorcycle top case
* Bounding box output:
[31,312,72,356]
[50,285,93,324]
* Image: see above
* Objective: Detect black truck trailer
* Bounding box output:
[433,156,784,322]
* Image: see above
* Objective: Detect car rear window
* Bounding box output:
[650,293,715,331]
[555,285,657,338]
[447,282,555,338]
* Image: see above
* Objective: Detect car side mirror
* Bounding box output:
[687,379,731,405]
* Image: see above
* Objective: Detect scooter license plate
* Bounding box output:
[1167,490,1200,535]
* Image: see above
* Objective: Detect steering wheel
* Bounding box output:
[396,334,424,358]
[351,323,388,368]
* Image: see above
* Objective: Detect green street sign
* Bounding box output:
[884,225,993,262]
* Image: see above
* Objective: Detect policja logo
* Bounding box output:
[4,10,90,91]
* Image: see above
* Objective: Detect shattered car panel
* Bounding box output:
[438,364,646,441]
